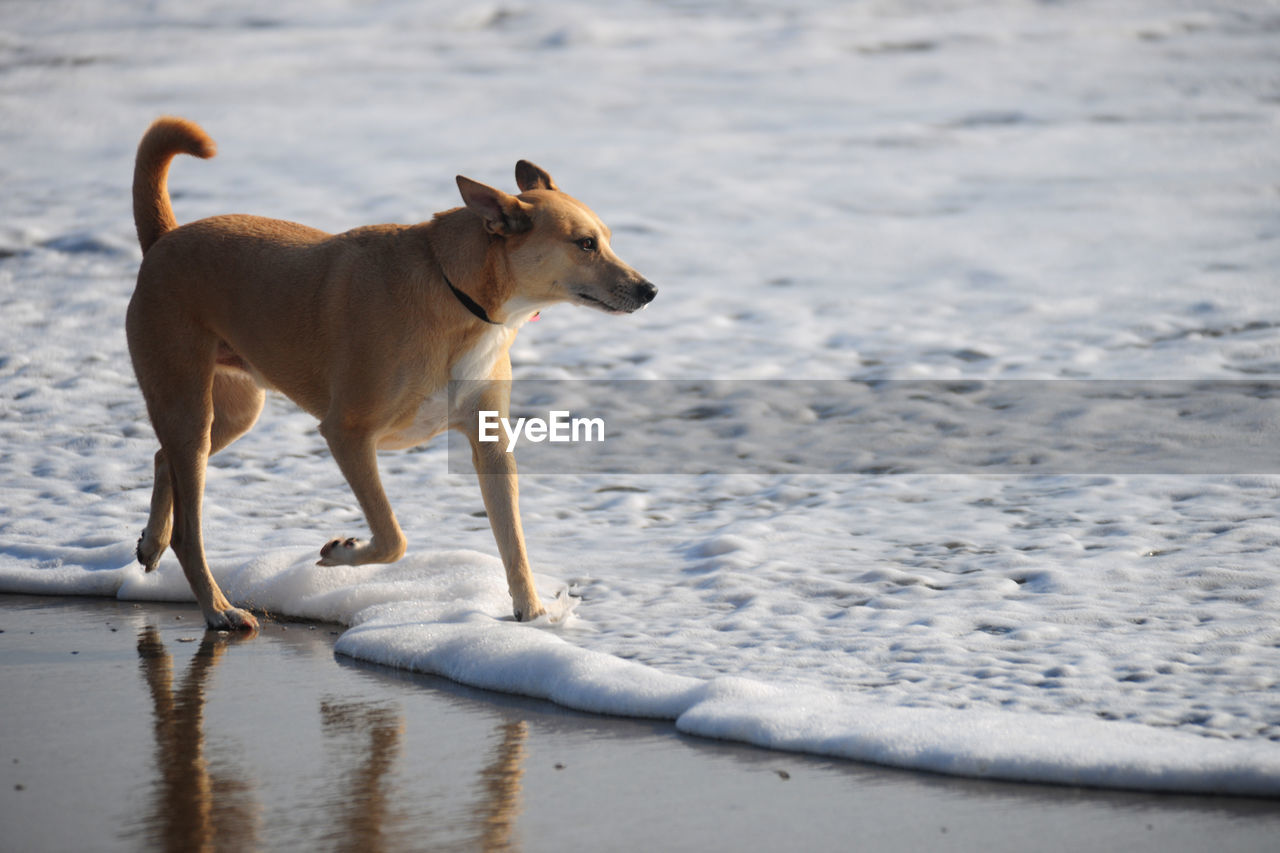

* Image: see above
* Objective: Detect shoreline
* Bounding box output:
[3,593,1277,852]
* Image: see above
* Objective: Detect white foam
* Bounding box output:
[5,551,1277,794]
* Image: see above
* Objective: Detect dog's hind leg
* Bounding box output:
[161,398,259,631]
[137,449,174,572]
[133,327,259,630]
[137,371,265,573]
[209,370,266,456]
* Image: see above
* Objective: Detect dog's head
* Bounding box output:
[456,162,656,318]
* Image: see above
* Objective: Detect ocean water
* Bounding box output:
[2,0,1279,794]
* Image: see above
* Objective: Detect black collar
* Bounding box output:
[444,274,500,325]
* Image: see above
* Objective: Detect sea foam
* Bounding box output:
[3,551,1276,796]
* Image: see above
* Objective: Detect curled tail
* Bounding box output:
[133,116,216,254]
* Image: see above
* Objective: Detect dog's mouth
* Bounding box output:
[573,281,656,315]
[573,291,633,315]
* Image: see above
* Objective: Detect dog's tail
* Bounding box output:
[132,116,216,254]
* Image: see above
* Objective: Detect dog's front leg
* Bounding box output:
[316,419,407,566]
[466,432,546,622]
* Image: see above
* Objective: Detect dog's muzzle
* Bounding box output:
[575,279,658,314]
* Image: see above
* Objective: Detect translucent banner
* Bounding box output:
[445,380,1280,475]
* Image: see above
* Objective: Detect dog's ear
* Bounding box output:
[457,176,533,235]
[515,160,558,193]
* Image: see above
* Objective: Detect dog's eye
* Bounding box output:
[575,236,598,252]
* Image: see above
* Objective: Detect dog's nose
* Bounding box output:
[635,280,657,305]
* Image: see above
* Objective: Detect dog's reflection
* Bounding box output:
[320,704,529,852]
[137,626,532,851]
[474,720,529,852]
[136,626,259,852]
[320,700,405,851]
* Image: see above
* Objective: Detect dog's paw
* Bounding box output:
[317,537,364,566]
[512,595,547,623]
[208,607,259,632]
[136,529,164,573]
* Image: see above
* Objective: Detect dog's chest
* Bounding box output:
[450,325,514,383]
[382,326,513,448]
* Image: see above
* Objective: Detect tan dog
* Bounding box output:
[127,117,656,630]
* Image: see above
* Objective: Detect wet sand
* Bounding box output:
[1,594,1277,852]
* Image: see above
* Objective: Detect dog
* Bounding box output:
[127,117,656,630]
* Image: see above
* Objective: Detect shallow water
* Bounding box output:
[3,595,1278,853]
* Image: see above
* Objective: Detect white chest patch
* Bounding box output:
[450,324,514,382]
[379,325,514,450]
